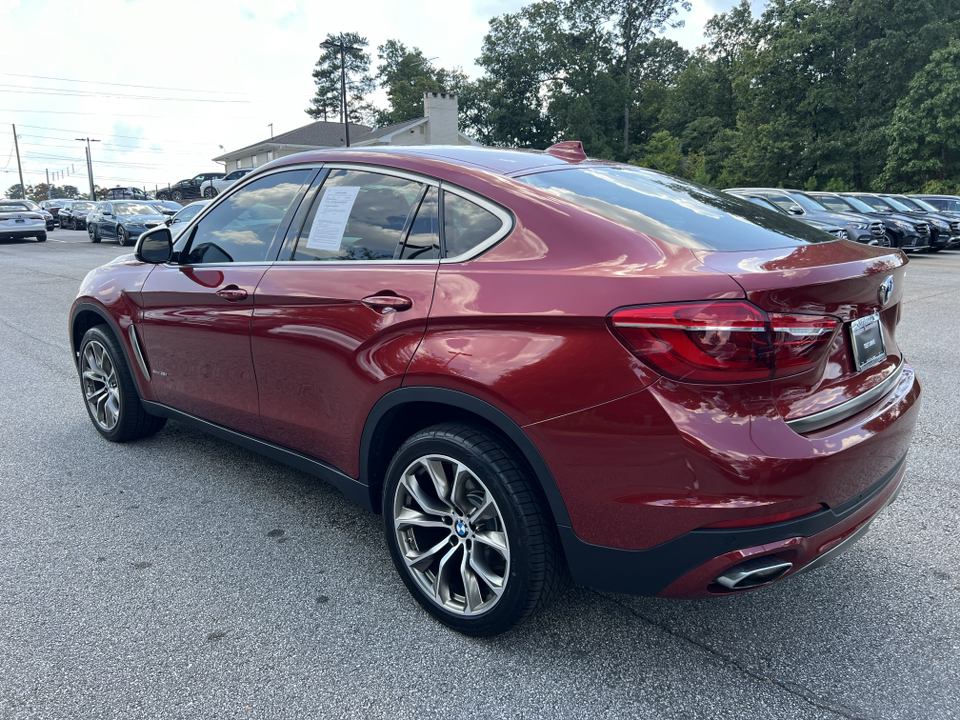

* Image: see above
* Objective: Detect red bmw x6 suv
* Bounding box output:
[70,143,921,635]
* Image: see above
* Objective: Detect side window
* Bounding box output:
[291,169,424,261]
[442,192,504,258]
[764,194,795,212]
[182,169,310,264]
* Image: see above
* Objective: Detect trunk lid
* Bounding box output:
[696,242,907,428]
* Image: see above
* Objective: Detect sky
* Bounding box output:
[0,0,746,198]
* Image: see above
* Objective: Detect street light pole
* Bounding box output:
[320,35,359,148]
[76,137,100,200]
[12,124,26,199]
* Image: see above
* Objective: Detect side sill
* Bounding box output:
[141,400,372,511]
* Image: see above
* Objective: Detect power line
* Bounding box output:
[0,109,264,119]
[0,84,251,104]
[0,72,248,96]
[6,123,221,148]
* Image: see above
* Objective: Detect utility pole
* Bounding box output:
[268,123,273,138]
[320,35,358,148]
[76,137,100,201]
[46,169,51,199]
[12,124,26,199]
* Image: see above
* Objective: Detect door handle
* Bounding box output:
[361,294,413,313]
[216,285,248,302]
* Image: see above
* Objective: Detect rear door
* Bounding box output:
[138,167,314,436]
[251,167,440,476]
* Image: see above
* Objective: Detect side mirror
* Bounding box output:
[136,226,173,264]
[787,205,804,215]
[164,218,173,226]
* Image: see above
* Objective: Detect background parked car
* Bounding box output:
[912,194,960,217]
[889,195,960,249]
[65,201,97,230]
[105,187,154,201]
[0,201,47,242]
[86,201,167,246]
[155,172,225,202]
[39,199,64,226]
[149,201,183,218]
[166,200,210,237]
[848,193,949,252]
[724,188,887,245]
[10,199,54,230]
[810,192,930,252]
[200,167,255,198]
[727,191,850,241]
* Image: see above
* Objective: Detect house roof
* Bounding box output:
[213,120,373,161]
[351,117,427,146]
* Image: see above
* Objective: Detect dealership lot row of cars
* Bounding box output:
[8,184,960,253]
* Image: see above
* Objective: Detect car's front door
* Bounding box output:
[138,168,314,435]
[100,203,117,239]
[251,167,441,476]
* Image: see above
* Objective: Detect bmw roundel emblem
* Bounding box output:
[878,276,894,307]
[455,520,468,537]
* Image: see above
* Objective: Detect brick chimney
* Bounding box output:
[424,92,459,145]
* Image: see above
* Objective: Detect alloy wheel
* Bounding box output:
[392,454,510,616]
[80,340,121,432]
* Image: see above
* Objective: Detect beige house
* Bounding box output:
[213,93,477,171]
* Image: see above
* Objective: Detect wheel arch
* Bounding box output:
[70,302,148,398]
[360,387,571,528]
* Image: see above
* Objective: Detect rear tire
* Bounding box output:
[382,422,568,636]
[203,186,218,198]
[36,232,46,242]
[171,190,183,202]
[78,326,166,442]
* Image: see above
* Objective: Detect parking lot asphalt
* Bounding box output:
[1,229,957,720]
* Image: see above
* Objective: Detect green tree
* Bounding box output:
[882,39,960,191]
[4,183,29,200]
[375,40,445,126]
[305,32,376,124]
[602,0,691,154]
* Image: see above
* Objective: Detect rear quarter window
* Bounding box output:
[517,167,834,251]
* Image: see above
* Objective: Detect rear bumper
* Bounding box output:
[1,227,45,239]
[559,451,906,597]
[529,361,920,597]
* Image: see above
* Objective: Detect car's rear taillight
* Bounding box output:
[609,301,838,383]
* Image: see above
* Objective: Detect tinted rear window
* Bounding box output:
[517,167,833,251]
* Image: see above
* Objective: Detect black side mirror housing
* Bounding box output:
[136,226,173,264]
[787,205,804,215]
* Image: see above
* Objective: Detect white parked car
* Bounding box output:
[0,201,47,242]
[200,167,255,198]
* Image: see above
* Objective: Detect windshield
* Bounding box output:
[815,195,856,213]
[114,203,158,216]
[903,197,938,213]
[790,192,829,212]
[73,203,94,212]
[836,195,875,213]
[882,196,914,213]
[517,166,833,251]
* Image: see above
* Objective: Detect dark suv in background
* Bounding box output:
[155,172,225,202]
[847,194,951,252]
[810,193,930,252]
[889,195,960,249]
[724,188,887,245]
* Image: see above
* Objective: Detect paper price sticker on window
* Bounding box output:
[305,186,361,252]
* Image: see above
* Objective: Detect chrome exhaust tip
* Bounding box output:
[715,556,793,590]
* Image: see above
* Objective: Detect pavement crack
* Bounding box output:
[591,590,873,720]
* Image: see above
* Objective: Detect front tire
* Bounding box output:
[383,423,567,636]
[90,225,101,243]
[78,326,166,442]
[116,226,128,246]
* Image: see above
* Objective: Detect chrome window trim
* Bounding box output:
[439,183,514,263]
[786,360,904,434]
